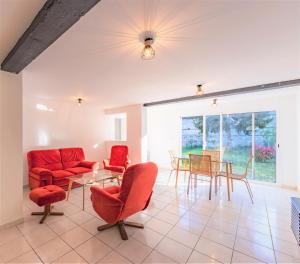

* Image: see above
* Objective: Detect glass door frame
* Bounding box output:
[180,110,277,182]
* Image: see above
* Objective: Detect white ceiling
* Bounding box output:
[5,0,300,108]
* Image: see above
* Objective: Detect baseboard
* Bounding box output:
[0,217,24,230]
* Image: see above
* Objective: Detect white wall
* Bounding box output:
[23,97,108,185]
[0,71,23,227]
[147,88,300,189]
[104,104,142,164]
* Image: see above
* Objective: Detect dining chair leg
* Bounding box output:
[226,176,231,201]
[175,169,179,188]
[214,176,218,194]
[209,177,213,200]
[219,176,222,187]
[243,180,254,204]
[245,179,254,198]
[231,178,234,192]
[187,173,191,194]
[168,170,173,183]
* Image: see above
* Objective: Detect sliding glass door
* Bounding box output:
[254,111,276,182]
[181,111,276,182]
[182,116,203,156]
[205,115,220,150]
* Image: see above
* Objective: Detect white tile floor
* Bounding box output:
[1,169,300,263]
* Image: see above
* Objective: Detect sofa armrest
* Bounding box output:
[30,167,53,186]
[79,161,98,170]
[31,167,53,176]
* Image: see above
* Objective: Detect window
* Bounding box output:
[107,113,127,141]
[181,111,276,182]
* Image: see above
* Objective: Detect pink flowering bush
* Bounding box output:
[255,145,275,161]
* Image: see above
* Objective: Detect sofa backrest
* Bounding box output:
[60,148,85,169]
[27,149,63,171]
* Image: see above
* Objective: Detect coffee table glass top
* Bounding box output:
[67,169,122,185]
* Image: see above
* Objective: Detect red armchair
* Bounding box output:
[90,162,158,240]
[103,145,130,173]
[28,148,98,190]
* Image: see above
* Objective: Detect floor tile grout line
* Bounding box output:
[229,197,243,264]
[265,195,278,264]
[15,224,45,264]
[185,189,220,264]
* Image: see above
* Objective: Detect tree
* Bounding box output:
[191,112,274,148]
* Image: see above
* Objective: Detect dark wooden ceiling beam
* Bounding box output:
[143,79,300,107]
[1,0,102,74]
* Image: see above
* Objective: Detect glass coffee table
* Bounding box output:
[66,169,122,210]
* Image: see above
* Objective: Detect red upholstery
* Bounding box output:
[91,162,158,224]
[27,148,98,190]
[60,148,85,169]
[29,185,66,207]
[52,170,74,179]
[103,145,130,173]
[66,167,91,174]
[28,149,63,171]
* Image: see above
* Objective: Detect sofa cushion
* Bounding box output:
[60,148,85,169]
[52,170,74,179]
[66,167,91,174]
[28,149,63,171]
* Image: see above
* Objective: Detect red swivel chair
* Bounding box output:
[90,162,158,240]
[103,145,130,173]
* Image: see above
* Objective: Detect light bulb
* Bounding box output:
[141,37,155,60]
[196,84,204,96]
[77,98,83,106]
[141,45,155,60]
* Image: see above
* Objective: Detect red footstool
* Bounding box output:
[29,185,66,223]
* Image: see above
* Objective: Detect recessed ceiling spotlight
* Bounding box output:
[77,98,83,106]
[196,84,204,96]
[141,37,155,60]
[212,98,217,107]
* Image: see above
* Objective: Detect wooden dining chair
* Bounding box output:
[168,150,189,187]
[216,155,254,203]
[187,154,216,200]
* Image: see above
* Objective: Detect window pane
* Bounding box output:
[222,113,252,175]
[254,111,276,182]
[182,116,203,157]
[205,115,220,150]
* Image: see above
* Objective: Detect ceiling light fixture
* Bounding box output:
[141,37,155,60]
[212,98,217,107]
[77,98,83,106]
[196,84,204,96]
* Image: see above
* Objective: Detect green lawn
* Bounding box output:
[182,146,276,182]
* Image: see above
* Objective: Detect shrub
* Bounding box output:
[255,145,275,161]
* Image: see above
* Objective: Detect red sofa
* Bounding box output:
[27,148,98,190]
